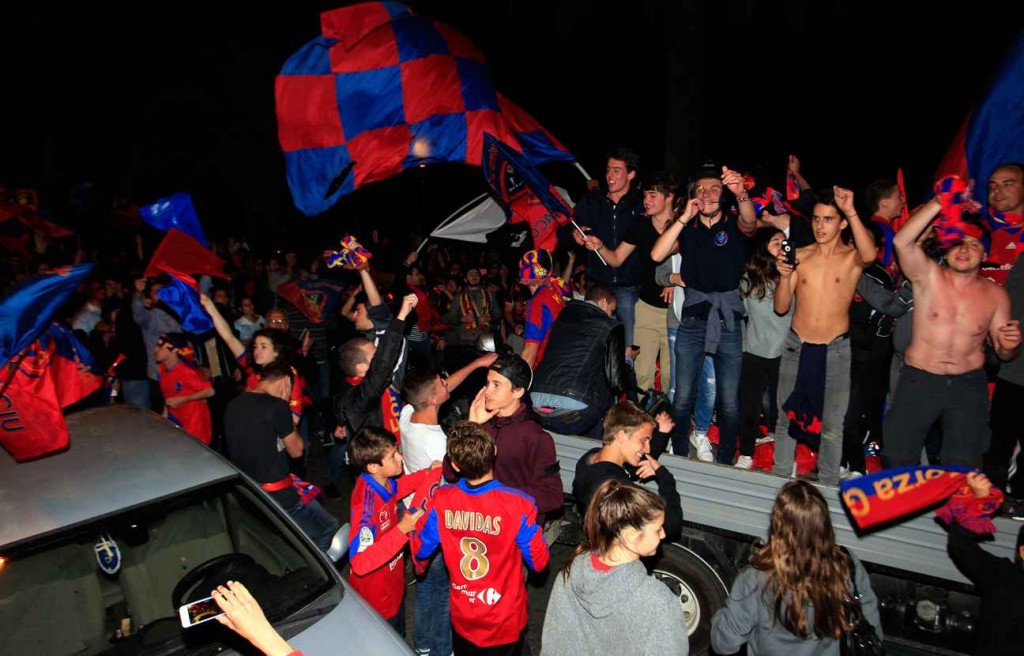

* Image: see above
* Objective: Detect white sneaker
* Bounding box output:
[690,432,714,462]
[734,455,754,470]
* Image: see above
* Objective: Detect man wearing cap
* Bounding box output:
[467,354,564,521]
[651,163,758,464]
[519,249,566,369]
[885,198,1020,470]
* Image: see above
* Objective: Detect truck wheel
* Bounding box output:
[649,546,728,655]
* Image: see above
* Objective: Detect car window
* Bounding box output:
[0,480,337,655]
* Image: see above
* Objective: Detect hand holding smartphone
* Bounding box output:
[781,239,797,267]
[179,596,224,628]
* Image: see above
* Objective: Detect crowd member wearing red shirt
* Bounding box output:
[415,421,549,656]
[348,426,441,633]
[518,249,565,369]
[154,333,214,444]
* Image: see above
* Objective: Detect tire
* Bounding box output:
[647,545,729,656]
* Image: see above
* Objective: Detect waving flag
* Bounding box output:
[936,31,1024,198]
[0,264,94,366]
[0,323,102,461]
[840,465,973,531]
[277,279,347,324]
[139,193,208,247]
[275,1,574,215]
[482,133,571,251]
[155,271,214,334]
[144,228,228,280]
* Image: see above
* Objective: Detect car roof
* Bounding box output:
[0,405,239,548]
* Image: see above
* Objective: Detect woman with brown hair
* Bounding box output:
[712,480,881,654]
[541,479,688,655]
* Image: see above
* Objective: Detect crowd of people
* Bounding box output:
[4,150,1024,655]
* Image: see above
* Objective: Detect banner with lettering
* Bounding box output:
[839,465,973,530]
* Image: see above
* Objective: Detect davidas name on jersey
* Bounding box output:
[444,509,502,536]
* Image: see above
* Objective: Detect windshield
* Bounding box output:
[0,480,337,655]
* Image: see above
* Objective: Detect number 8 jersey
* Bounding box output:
[414,478,550,648]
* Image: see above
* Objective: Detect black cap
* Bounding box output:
[692,160,720,183]
[488,354,533,391]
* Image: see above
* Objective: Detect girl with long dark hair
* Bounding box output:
[541,479,688,655]
[733,227,793,469]
[712,480,881,654]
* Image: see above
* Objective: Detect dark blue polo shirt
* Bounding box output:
[678,214,752,318]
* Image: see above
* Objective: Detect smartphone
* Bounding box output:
[781,239,797,266]
[178,596,224,628]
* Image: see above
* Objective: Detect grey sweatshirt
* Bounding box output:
[541,553,689,656]
[711,552,881,656]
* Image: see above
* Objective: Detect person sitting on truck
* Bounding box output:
[542,479,689,656]
[711,479,882,655]
[943,472,1024,656]
[572,401,682,540]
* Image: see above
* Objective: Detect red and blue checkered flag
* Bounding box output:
[275,1,575,216]
[482,133,571,252]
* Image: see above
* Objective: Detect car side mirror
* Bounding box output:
[326,523,350,562]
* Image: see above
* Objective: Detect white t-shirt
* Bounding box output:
[399,404,447,474]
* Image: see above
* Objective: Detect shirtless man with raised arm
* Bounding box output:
[883,197,1021,469]
[771,187,875,485]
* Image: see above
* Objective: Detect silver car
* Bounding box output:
[0,405,412,655]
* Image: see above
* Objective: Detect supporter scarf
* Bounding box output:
[936,484,1004,535]
[458,288,492,331]
[324,235,373,269]
[840,465,973,530]
[933,175,987,250]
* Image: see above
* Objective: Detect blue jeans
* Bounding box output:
[667,325,678,399]
[121,379,150,410]
[414,553,452,656]
[695,356,716,433]
[671,315,742,464]
[287,498,339,552]
[612,286,640,348]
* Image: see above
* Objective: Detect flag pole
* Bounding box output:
[570,162,607,265]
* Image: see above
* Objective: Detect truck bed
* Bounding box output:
[552,432,1018,586]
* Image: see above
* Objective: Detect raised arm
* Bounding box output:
[359,267,383,308]
[834,186,876,266]
[200,293,245,358]
[774,252,798,315]
[893,197,942,283]
[722,166,757,234]
[651,198,701,261]
[444,352,498,392]
[788,154,812,191]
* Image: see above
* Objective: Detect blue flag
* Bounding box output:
[155,275,213,334]
[139,193,208,247]
[0,264,95,367]
[481,133,571,251]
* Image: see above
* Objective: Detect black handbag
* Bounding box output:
[839,548,885,656]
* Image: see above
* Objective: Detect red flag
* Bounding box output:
[144,228,228,280]
[0,344,69,461]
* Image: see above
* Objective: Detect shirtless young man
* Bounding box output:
[771,187,876,485]
[884,198,1021,469]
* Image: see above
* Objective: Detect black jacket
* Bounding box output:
[572,446,683,540]
[333,317,406,435]
[573,187,645,286]
[532,300,629,412]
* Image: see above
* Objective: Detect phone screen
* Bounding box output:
[180,596,223,627]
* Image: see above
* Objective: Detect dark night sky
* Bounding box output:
[2,1,1020,249]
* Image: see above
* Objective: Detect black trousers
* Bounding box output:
[983,377,1024,498]
[842,348,891,473]
[738,352,780,458]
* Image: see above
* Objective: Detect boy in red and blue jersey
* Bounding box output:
[154,333,214,444]
[519,249,565,369]
[414,421,549,656]
[348,426,442,633]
